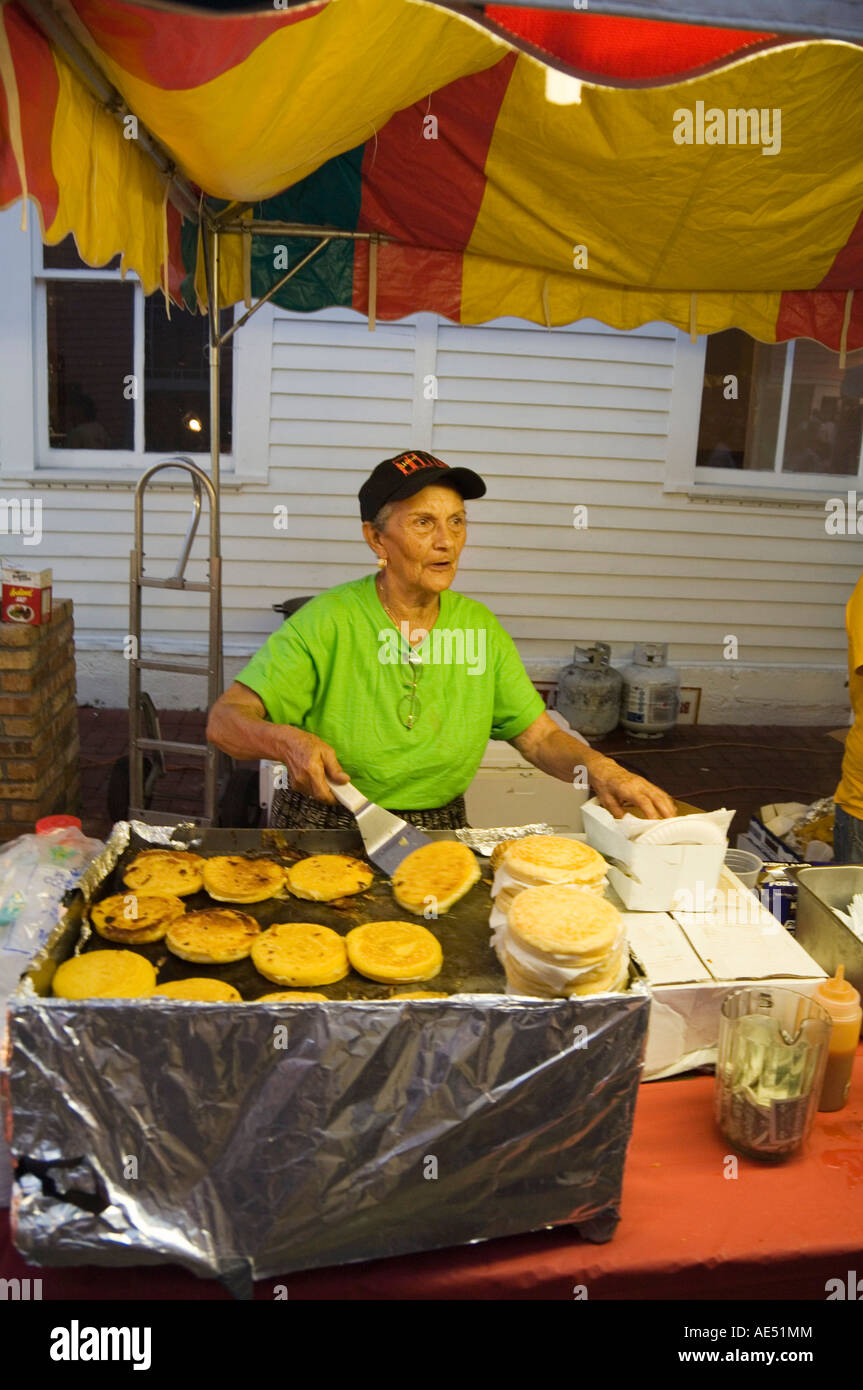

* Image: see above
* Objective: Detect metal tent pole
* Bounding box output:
[200,225,224,824]
[207,227,221,510]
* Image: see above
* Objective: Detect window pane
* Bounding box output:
[744,342,786,471]
[144,299,233,453]
[46,281,134,449]
[696,329,772,470]
[697,330,863,478]
[44,235,121,272]
[782,341,863,476]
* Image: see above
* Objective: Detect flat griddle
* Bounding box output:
[80,827,505,1000]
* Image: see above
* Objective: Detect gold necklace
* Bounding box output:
[376,574,401,628]
[376,574,437,641]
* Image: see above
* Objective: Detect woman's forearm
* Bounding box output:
[207,692,349,802]
[527,727,615,784]
[512,714,676,817]
[206,698,293,762]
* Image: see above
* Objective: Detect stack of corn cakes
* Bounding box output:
[489,836,627,998]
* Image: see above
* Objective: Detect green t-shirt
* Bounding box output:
[235,574,545,809]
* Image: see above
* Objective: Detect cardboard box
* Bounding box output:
[582,798,726,910]
[1,564,52,626]
[741,814,803,864]
[622,869,827,1080]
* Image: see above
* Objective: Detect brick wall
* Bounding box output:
[0,600,79,839]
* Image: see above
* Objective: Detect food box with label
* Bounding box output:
[623,869,827,1079]
[738,815,803,865]
[1,565,52,626]
[581,798,726,911]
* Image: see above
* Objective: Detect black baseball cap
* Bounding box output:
[359,450,486,522]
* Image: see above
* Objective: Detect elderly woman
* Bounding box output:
[206,450,676,828]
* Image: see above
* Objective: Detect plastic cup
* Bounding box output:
[724,848,763,891]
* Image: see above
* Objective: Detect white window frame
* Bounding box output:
[665,331,863,502]
[0,208,270,486]
[32,218,239,472]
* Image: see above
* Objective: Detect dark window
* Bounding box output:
[144,299,233,454]
[46,281,135,450]
[42,235,233,456]
[697,329,863,477]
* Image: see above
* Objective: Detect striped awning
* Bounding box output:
[2,0,862,349]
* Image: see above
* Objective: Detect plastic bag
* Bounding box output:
[0,824,104,989]
[0,820,104,1207]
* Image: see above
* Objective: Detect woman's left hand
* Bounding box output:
[590,758,677,819]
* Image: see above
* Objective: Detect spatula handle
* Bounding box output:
[326,777,367,815]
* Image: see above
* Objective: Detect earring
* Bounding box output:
[377,556,387,569]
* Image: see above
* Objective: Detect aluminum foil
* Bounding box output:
[456,823,554,856]
[6,822,650,1291]
[782,796,835,857]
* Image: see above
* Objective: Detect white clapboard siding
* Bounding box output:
[2,300,857,677]
[424,318,853,665]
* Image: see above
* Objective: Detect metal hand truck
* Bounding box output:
[125,456,224,826]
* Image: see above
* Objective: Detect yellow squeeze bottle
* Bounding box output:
[813,966,862,1112]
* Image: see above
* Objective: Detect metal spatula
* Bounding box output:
[326,777,432,876]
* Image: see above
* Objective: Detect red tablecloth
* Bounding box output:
[3,1048,862,1300]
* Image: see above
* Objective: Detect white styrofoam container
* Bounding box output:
[465,711,592,831]
[466,768,589,832]
[582,798,726,910]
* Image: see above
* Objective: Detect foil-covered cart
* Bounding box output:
[5,823,649,1294]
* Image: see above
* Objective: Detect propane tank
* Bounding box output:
[556,642,623,739]
[619,642,680,737]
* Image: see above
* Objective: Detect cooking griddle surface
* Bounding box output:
[80,828,504,999]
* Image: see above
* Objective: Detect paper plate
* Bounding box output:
[634,818,726,846]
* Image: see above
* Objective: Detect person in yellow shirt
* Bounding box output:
[834,574,863,863]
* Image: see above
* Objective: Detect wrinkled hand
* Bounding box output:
[273,727,349,804]
[590,758,677,819]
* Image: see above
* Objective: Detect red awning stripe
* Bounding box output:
[817,207,863,292]
[0,5,60,226]
[484,8,777,80]
[161,199,187,304]
[352,239,464,324]
[68,0,329,92]
[776,290,863,352]
[358,53,517,252]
